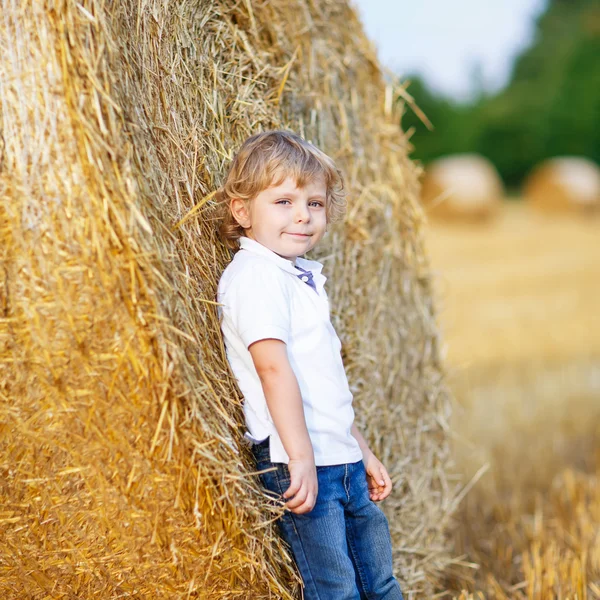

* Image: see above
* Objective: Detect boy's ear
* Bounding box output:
[230,197,251,229]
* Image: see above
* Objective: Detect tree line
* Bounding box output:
[400,0,600,189]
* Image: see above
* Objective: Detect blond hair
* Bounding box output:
[216,130,346,250]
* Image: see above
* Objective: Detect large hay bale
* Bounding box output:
[524,156,600,214]
[421,154,504,221]
[0,1,456,598]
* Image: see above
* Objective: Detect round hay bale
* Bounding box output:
[421,154,504,221]
[0,1,457,598]
[524,156,600,214]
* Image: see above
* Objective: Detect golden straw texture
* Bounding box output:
[0,1,457,597]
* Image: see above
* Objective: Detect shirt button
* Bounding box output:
[301,276,308,282]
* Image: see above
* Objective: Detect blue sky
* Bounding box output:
[351,0,547,100]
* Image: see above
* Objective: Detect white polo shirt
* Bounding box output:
[217,236,362,466]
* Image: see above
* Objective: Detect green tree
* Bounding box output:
[399,0,600,187]
[477,0,600,185]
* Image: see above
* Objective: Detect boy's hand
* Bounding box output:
[283,458,318,514]
[363,452,393,502]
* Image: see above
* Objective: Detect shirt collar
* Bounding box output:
[238,236,327,288]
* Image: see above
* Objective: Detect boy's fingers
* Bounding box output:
[367,471,384,492]
[284,484,308,509]
[380,467,393,499]
[367,467,392,501]
[366,466,384,485]
[285,479,318,512]
[283,477,301,499]
[291,491,316,514]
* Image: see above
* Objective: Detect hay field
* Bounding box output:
[427,202,600,368]
[424,202,600,597]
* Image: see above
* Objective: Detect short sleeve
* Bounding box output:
[225,261,291,348]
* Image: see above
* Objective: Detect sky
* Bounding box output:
[351,0,548,101]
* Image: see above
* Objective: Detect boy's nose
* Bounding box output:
[295,203,310,222]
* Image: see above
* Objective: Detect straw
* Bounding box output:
[0,1,459,597]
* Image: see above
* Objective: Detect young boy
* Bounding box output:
[216,130,403,599]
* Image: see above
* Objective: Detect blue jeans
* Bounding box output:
[251,437,404,600]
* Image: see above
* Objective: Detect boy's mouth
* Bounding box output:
[286,232,312,237]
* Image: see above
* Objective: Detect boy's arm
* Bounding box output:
[351,422,374,460]
[250,338,313,460]
[249,338,317,514]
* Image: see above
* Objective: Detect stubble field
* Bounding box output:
[424,202,600,598]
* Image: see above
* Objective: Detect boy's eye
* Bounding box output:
[275,199,324,207]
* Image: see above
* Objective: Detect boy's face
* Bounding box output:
[232,175,328,262]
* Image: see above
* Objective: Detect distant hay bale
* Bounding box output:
[0,1,457,598]
[421,154,504,221]
[524,157,600,214]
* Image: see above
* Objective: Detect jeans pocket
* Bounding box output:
[254,457,291,501]
[250,439,270,464]
[275,463,291,495]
